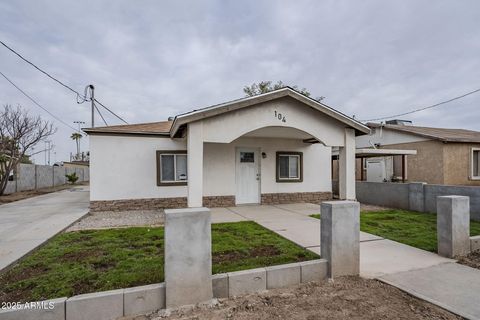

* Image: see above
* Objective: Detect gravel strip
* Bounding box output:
[66,209,164,231]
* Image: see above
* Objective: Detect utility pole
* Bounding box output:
[89,84,95,128]
[44,140,52,165]
[74,120,85,132]
[73,121,85,159]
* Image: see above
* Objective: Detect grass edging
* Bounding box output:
[311,209,480,252]
[0,221,319,303]
[0,259,328,319]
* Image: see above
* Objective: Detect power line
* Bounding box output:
[94,98,128,124]
[0,40,87,103]
[0,70,82,134]
[93,100,108,126]
[361,87,480,122]
[0,39,128,124]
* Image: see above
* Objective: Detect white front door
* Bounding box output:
[235,148,260,205]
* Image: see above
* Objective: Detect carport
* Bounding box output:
[332,148,417,184]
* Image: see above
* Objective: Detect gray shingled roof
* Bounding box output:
[367,123,480,143]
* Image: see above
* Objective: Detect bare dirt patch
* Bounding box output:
[361,203,392,212]
[457,250,480,270]
[66,209,165,231]
[142,277,459,320]
[212,246,281,264]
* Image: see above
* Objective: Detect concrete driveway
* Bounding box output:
[0,186,89,271]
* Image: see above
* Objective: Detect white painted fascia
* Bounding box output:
[170,87,370,137]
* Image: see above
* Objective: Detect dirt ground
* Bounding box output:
[457,250,480,270]
[0,182,88,204]
[125,277,459,320]
[360,203,392,212]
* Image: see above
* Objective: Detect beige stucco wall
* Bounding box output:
[381,140,444,184]
[443,143,480,186]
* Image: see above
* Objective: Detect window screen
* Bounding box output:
[157,152,188,184]
[474,150,480,178]
[277,152,302,182]
[161,155,175,181]
[176,155,187,181]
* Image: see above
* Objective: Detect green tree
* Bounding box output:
[70,133,83,158]
[243,81,324,101]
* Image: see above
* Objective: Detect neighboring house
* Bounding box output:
[84,87,369,211]
[62,161,90,168]
[356,120,480,186]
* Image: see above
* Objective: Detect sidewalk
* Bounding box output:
[211,203,480,319]
[379,263,480,320]
[212,204,453,277]
[0,186,89,271]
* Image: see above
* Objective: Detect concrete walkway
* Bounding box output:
[211,203,452,278]
[212,203,480,319]
[379,263,480,320]
[0,186,89,271]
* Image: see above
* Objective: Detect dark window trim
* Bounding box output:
[276,151,303,183]
[156,150,188,186]
[471,148,480,180]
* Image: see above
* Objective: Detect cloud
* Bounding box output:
[0,0,479,163]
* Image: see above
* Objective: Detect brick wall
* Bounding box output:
[90,197,188,212]
[202,195,236,207]
[261,192,332,205]
[90,192,332,212]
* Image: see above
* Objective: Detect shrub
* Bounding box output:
[65,172,79,185]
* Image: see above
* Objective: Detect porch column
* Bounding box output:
[339,128,356,200]
[187,122,204,207]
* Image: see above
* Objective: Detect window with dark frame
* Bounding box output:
[276,152,303,182]
[156,151,187,186]
[472,149,480,179]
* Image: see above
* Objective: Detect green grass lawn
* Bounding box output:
[0,221,318,303]
[311,210,480,252]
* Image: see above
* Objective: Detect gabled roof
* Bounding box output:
[367,123,480,143]
[84,87,370,137]
[170,87,370,136]
[84,121,172,136]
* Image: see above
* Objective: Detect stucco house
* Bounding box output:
[356,120,480,186]
[84,87,369,211]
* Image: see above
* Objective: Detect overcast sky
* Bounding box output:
[1,0,479,163]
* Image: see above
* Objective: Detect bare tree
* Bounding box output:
[0,105,56,195]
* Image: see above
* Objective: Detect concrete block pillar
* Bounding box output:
[437,196,470,258]
[164,207,212,308]
[187,122,204,207]
[321,201,360,277]
[339,128,356,200]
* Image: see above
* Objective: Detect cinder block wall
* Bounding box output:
[3,164,89,195]
[356,181,480,221]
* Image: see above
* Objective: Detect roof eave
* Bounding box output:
[83,129,170,137]
[170,88,370,137]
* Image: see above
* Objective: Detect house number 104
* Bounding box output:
[274,110,286,123]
